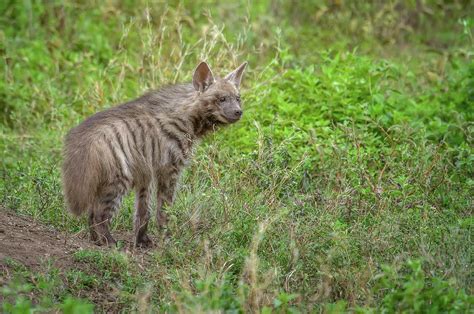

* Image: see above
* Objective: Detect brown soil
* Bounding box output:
[0,209,157,310]
[0,209,95,270]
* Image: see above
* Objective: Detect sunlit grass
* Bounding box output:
[1,0,473,312]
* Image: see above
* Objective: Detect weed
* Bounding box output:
[1,0,472,312]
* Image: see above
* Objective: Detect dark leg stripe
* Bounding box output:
[103,193,116,203]
[169,120,192,147]
[119,175,131,186]
[103,199,116,207]
[169,120,189,135]
[175,117,190,129]
[190,114,202,135]
[168,150,184,169]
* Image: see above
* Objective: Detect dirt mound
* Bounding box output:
[0,209,94,269]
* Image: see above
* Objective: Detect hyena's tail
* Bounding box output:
[61,136,101,216]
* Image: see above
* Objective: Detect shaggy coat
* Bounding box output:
[62,61,247,246]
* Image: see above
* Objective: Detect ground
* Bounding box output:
[0,209,94,271]
[0,208,158,311]
[1,1,473,312]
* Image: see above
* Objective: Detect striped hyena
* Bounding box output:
[62,61,247,247]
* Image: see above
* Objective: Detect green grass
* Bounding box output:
[1,0,473,312]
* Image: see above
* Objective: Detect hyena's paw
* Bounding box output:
[90,228,99,243]
[94,234,117,247]
[135,233,153,248]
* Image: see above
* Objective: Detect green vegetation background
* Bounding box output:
[1,0,473,312]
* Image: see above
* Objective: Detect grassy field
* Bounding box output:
[1,0,473,312]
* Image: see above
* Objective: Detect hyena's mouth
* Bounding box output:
[225,116,241,123]
[222,113,242,124]
[215,114,239,124]
[209,115,227,126]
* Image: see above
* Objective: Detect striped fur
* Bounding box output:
[62,61,247,247]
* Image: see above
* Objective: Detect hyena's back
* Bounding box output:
[62,101,179,216]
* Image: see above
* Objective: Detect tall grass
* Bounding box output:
[1,0,473,312]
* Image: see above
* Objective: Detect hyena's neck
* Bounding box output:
[169,101,219,139]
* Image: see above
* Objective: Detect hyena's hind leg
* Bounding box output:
[134,186,153,248]
[88,211,99,242]
[91,188,124,246]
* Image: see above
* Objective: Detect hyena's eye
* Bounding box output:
[236,95,241,102]
[219,96,227,102]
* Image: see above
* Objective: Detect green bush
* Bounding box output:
[377,260,473,313]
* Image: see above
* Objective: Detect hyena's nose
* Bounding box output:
[234,109,243,118]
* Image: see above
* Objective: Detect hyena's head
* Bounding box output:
[192,61,248,124]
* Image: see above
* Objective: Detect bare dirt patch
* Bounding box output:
[0,209,158,310]
[0,209,94,270]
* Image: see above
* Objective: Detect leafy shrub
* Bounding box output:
[376,260,473,312]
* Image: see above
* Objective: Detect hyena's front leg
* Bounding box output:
[156,171,180,229]
[134,186,153,248]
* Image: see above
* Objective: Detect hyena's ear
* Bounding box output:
[193,61,215,92]
[224,61,248,89]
